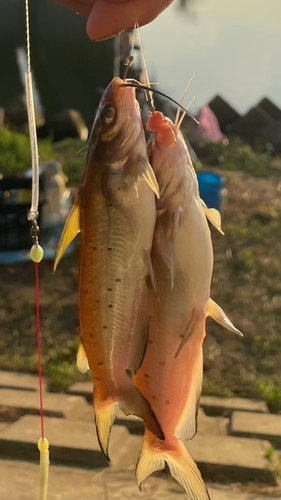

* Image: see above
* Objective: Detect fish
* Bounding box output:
[134,110,242,498]
[54,77,163,459]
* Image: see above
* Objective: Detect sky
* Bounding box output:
[141,0,281,114]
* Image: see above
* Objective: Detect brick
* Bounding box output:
[230,411,281,448]
[200,396,268,417]
[186,434,276,485]
[0,389,90,420]
[0,371,46,392]
[0,415,130,468]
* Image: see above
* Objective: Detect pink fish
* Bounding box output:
[135,110,242,498]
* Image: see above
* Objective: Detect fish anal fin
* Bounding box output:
[53,202,80,271]
[137,433,210,499]
[203,206,224,235]
[207,298,243,336]
[94,395,117,460]
[119,377,164,440]
[76,342,90,374]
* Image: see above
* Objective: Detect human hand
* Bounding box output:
[56,0,174,40]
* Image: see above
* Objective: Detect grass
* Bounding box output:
[0,128,86,185]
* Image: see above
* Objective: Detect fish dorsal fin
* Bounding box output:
[207,298,243,336]
[200,199,224,235]
[53,202,80,271]
[125,154,160,198]
[76,342,90,374]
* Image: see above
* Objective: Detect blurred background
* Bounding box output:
[0,0,281,494]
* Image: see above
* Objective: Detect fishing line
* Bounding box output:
[121,81,199,123]
[137,25,155,113]
[25,1,49,499]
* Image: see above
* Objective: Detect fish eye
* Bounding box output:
[101,105,115,124]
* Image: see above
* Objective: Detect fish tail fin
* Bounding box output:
[119,378,164,441]
[137,432,210,500]
[94,394,117,460]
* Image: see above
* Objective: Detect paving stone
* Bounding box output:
[0,389,90,420]
[230,411,281,448]
[200,396,268,417]
[186,434,276,485]
[197,408,229,436]
[0,371,46,392]
[66,381,93,402]
[0,415,131,468]
[0,460,278,500]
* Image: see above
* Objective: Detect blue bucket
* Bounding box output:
[197,172,224,211]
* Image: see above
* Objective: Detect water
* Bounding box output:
[141,0,281,115]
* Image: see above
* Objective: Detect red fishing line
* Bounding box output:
[35,262,44,439]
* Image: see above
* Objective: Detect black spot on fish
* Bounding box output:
[179,334,184,338]
[108,247,112,251]
[165,400,171,405]
[98,362,103,366]
[108,288,112,291]
[144,373,149,378]
[93,247,97,250]
[108,304,113,308]
[103,325,107,329]
[152,396,157,400]
[96,299,100,303]
[148,340,153,345]
[159,361,165,366]
[90,334,93,338]
[116,278,121,283]
[108,203,113,207]
[95,377,100,381]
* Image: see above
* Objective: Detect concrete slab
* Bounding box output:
[0,460,279,500]
[230,411,281,448]
[200,396,268,417]
[0,371,46,392]
[186,434,276,485]
[197,408,229,436]
[0,415,131,468]
[66,382,93,402]
[0,389,90,421]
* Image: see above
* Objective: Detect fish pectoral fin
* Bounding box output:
[175,315,197,358]
[143,249,157,296]
[207,298,243,336]
[128,286,150,375]
[125,154,160,198]
[169,207,182,289]
[201,200,224,235]
[76,342,90,374]
[53,202,80,271]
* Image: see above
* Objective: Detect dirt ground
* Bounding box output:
[1,170,281,408]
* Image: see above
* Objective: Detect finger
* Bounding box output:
[86,0,174,40]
